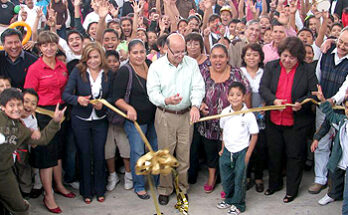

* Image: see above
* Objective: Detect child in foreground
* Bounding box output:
[313,85,348,214]
[0,88,65,215]
[217,82,259,215]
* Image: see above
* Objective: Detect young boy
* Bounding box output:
[0,76,11,93]
[14,89,42,199]
[217,82,259,215]
[0,88,65,215]
[314,85,348,214]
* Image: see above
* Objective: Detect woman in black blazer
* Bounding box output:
[63,42,112,203]
[259,37,318,203]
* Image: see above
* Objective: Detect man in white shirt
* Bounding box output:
[147,33,205,205]
[18,0,45,30]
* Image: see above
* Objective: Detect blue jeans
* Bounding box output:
[343,169,348,215]
[124,120,158,193]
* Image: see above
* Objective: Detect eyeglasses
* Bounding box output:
[168,46,187,57]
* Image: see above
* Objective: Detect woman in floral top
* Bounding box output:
[197,44,251,193]
[185,32,210,185]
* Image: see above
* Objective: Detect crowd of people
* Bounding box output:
[0,0,348,214]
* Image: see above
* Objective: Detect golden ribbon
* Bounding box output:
[196,98,344,123]
[90,99,179,215]
[173,170,189,215]
[35,107,65,123]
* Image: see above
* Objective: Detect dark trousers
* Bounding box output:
[247,129,267,180]
[188,125,203,184]
[328,168,345,200]
[71,116,108,198]
[62,120,78,183]
[0,169,29,215]
[266,121,307,196]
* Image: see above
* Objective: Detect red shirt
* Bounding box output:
[24,58,68,106]
[270,62,298,126]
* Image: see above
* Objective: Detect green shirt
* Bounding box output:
[0,111,60,171]
[147,55,205,111]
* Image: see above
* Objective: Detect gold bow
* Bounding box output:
[136,149,179,175]
[90,99,180,215]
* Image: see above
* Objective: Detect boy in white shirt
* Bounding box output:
[16,89,42,198]
[217,82,259,215]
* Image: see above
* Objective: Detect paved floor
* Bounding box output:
[28,169,342,215]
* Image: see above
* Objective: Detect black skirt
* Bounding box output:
[30,106,63,169]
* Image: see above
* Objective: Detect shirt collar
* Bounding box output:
[164,54,184,68]
[331,48,348,61]
[86,68,104,77]
[40,57,64,70]
[5,50,25,60]
[229,104,247,113]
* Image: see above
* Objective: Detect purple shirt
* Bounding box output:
[197,60,251,140]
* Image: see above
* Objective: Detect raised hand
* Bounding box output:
[132,0,143,15]
[96,0,109,18]
[53,103,67,123]
[108,3,119,18]
[36,7,44,18]
[289,0,298,14]
[203,0,213,10]
[74,0,81,7]
[312,84,326,102]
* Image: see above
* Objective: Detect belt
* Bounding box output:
[157,106,190,115]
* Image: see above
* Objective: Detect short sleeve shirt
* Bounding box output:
[220,105,259,153]
[0,1,15,25]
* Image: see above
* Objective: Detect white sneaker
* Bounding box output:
[124,172,133,190]
[69,182,80,190]
[217,201,231,209]
[318,194,335,205]
[227,205,240,215]
[106,173,120,191]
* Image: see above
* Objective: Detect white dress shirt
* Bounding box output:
[77,69,105,121]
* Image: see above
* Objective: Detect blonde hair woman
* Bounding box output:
[63,42,112,204]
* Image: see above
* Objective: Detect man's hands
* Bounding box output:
[190,106,200,123]
[165,93,182,105]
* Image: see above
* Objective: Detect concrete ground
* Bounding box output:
[28,169,342,215]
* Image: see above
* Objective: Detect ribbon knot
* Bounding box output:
[136,149,179,176]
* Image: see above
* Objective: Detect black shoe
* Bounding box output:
[283,194,296,203]
[255,183,264,193]
[136,192,150,200]
[158,195,169,205]
[246,178,254,190]
[264,189,276,196]
[30,188,43,198]
[21,192,30,200]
